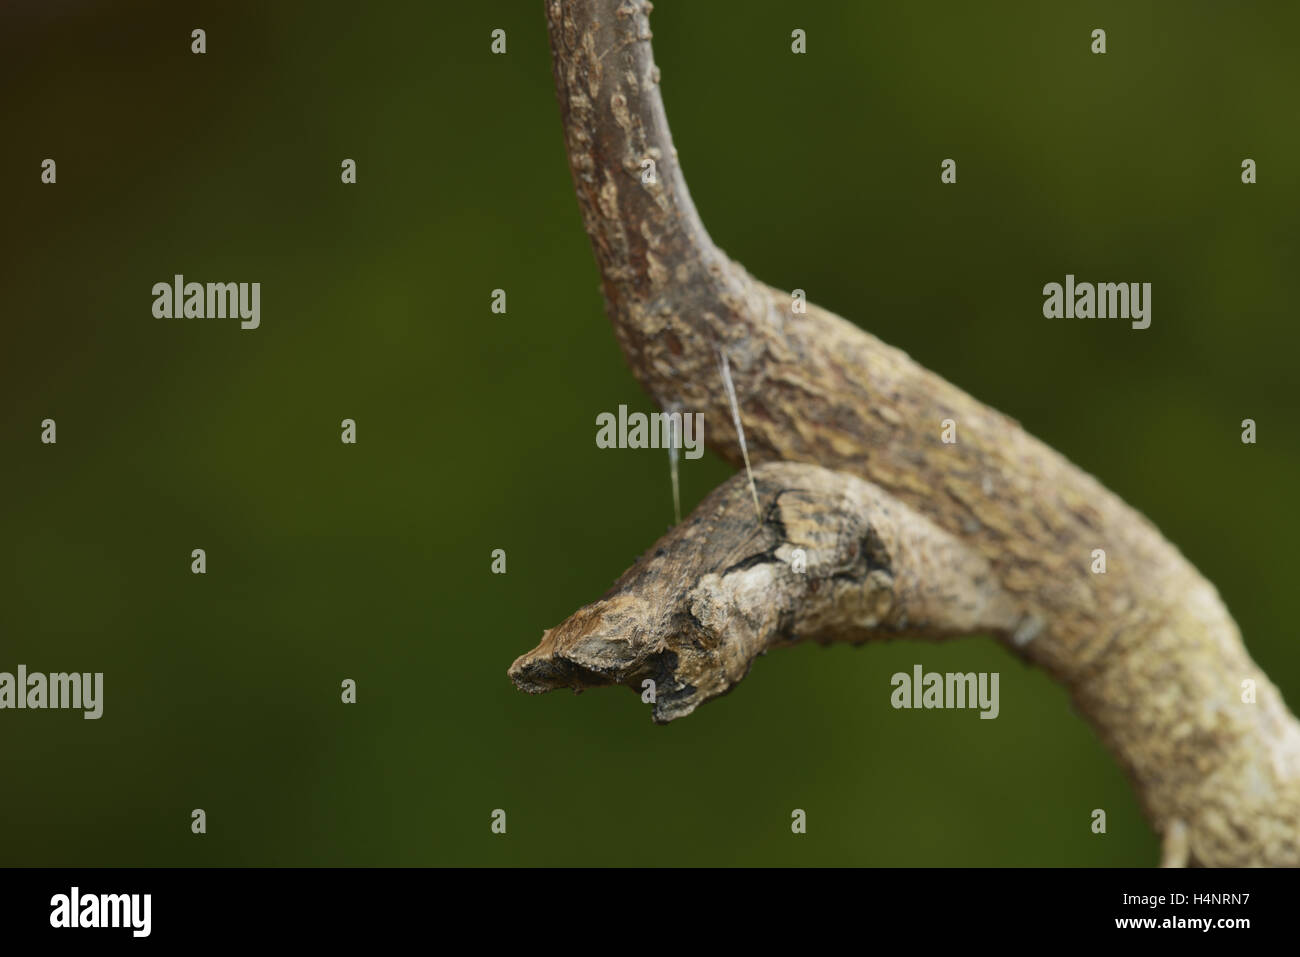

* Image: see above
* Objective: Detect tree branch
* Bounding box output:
[529,0,1300,866]
[511,462,1025,722]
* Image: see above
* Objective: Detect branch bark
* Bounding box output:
[512,462,1025,722]
[520,0,1300,866]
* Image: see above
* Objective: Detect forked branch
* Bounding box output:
[519,0,1300,866]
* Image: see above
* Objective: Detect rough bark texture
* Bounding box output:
[512,462,1024,722]
[517,0,1300,866]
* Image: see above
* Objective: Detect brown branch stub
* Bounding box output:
[510,462,1024,723]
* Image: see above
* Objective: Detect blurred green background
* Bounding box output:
[2,0,1297,866]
